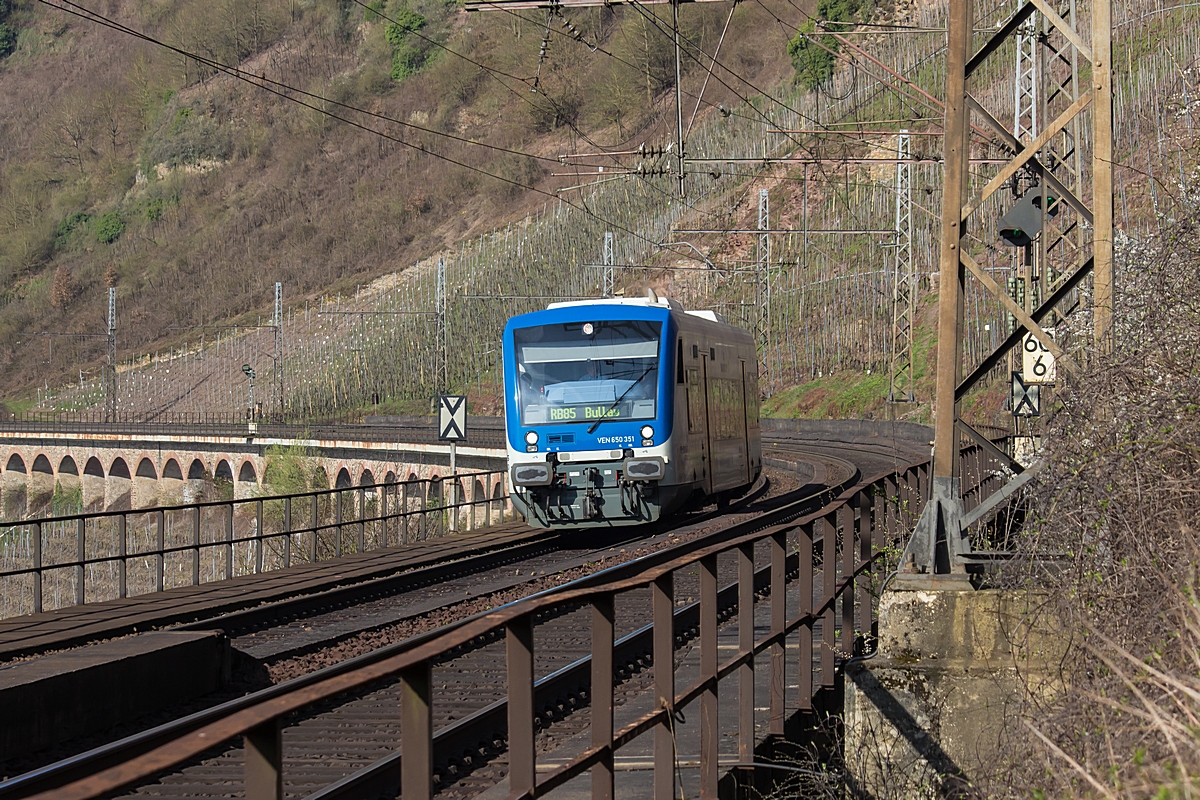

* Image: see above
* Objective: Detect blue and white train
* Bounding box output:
[503,292,762,528]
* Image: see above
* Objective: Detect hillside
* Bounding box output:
[0,0,799,395]
[3,0,1191,431]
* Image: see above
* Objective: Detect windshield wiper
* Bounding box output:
[587,364,655,434]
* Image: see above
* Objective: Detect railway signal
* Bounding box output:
[438,394,467,532]
[998,187,1060,247]
[1011,372,1041,417]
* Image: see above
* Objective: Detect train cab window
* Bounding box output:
[676,339,685,384]
[513,320,662,425]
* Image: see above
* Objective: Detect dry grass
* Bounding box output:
[988,211,1200,797]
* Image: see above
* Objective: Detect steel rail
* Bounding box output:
[172,469,783,641]
[311,495,866,800]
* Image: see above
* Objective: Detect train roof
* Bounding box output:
[544,295,726,324]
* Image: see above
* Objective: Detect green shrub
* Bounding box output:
[363,0,385,21]
[143,100,232,169]
[93,211,125,244]
[169,106,192,135]
[384,8,425,43]
[786,0,865,89]
[54,212,90,249]
[0,23,15,59]
[384,8,427,81]
[263,442,313,494]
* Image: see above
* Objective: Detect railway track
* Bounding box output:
[0,433,931,799]
[0,438,892,800]
[0,474,785,776]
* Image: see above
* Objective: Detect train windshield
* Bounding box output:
[514,320,661,426]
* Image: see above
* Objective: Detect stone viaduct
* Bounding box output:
[0,429,507,518]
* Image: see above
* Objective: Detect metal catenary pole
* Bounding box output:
[903,0,972,581]
[672,0,686,198]
[436,257,448,391]
[757,188,770,389]
[1092,0,1114,350]
[107,287,116,422]
[274,282,284,415]
[887,130,915,404]
[603,231,615,298]
[901,0,1114,579]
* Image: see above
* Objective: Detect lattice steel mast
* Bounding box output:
[436,257,448,390]
[757,189,771,385]
[603,231,615,297]
[106,287,116,422]
[274,281,284,415]
[887,131,915,404]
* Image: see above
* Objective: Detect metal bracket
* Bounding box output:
[898,476,972,580]
[899,462,1043,582]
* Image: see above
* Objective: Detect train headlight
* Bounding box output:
[640,425,654,439]
[525,431,539,445]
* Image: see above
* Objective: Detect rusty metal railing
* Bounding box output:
[0,415,507,448]
[26,459,932,800]
[0,471,511,618]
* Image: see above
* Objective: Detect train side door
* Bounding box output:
[684,343,709,491]
[700,350,714,495]
[740,360,752,484]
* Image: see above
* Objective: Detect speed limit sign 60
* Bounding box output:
[1022,329,1056,384]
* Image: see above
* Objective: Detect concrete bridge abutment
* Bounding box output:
[844,585,1063,798]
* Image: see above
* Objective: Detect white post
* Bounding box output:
[449,441,458,532]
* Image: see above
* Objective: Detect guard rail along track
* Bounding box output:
[0,454,802,797]
[0,413,506,445]
[0,470,512,619]
[17,450,949,800]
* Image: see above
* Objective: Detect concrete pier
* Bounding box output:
[844,586,1063,798]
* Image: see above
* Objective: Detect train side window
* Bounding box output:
[710,347,716,361]
[692,344,699,360]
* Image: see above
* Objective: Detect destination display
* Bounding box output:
[524,398,655,424]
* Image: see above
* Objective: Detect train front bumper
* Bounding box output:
[509,457,684,527]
